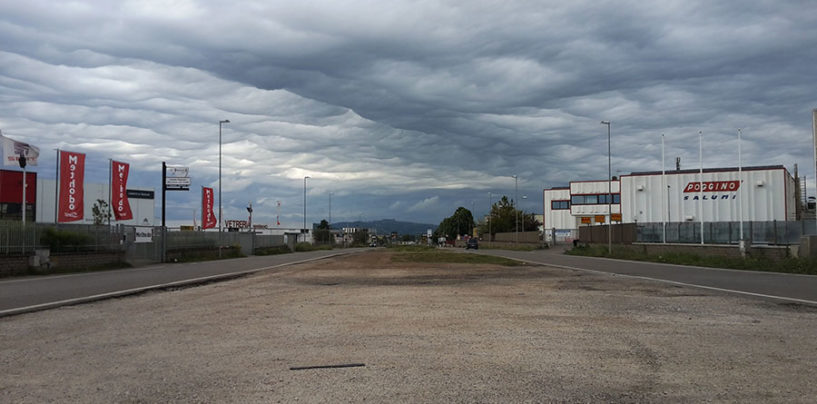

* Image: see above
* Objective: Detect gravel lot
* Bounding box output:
[2,250,817,402]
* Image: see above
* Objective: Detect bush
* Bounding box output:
[166,245,243,262]
[40,227,93,252]
[254,246,291,256]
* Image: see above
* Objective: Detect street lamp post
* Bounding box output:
[303,176,310,242]
[601,120,612,255]
[513,175,519,245]
[488,192,492,243]
[218,119,230,258]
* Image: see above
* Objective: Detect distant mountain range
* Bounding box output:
[326,219,436,235]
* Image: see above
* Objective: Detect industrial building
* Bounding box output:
[543,165,797,238]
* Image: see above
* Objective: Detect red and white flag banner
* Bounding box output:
[202,187,217,229]
[111,160,133,221]
[58,150,85,222]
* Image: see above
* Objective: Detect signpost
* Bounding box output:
[165,177,192,189]
[161,162,191,262]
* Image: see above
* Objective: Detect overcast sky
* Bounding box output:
[1,1,816,228]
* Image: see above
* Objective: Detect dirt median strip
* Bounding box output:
[2,249,817,402]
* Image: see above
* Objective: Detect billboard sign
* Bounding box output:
[134,226,153,243]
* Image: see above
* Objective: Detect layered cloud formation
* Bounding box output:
[1,1,815,226]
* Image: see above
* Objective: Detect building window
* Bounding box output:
[570,193,620,205]
[551,200,569,210]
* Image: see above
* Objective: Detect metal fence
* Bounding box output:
[637,221,816,245]
[0,222,287,264]
[0,222,125,255]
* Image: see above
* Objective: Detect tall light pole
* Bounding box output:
[738,128,744,255]
[218,119,230,257]
[303,176,310,241]
[513,175,519,244]
[488,192,492,243]
[601,121,612,255]
[328,191,332,227]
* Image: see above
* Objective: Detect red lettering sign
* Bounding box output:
[202,187,217,229]
[683,180,740,193]
[58,150,85,222]
[111,160,133,221]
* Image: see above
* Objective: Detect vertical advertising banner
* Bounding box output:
[202,187,217,229]
[58,150,85,222]
[111,160,133,221]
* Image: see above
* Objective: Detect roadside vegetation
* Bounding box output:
[388,244,522,266]
[253,246,291,256]
[168,245,244,263]
[295,242,333,252]
[479,243,546,252]
[567,244,817,275]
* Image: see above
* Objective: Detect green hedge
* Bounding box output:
[40,227,93,252]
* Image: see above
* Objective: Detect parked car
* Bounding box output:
[465,238,478,250]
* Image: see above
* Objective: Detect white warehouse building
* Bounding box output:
[36,178,156,226]
[544,165,796,234]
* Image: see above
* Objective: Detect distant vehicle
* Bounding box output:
[465,239,478,250]
[369,242,377,247]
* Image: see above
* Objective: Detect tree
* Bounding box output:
[314,219,333,244]
[352,229,370,246]
[91,199,111,225]
[476,195,540,237]
[435,207,474,240]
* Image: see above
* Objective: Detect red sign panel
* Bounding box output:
[111,160,133,221]
[202,187,217,229]
[683,180,740,193]
[58,150,85,222]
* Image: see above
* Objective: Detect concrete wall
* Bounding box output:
[491,231,541,244]
[578,224,638,244]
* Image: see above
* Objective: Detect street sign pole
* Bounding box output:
[161,161,166,263]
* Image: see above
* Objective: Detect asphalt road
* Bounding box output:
[0,249,363,317]
[476,247,817,305]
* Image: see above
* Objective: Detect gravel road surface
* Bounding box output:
[2,250,816,402]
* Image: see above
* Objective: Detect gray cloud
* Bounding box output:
[1,1,815,227]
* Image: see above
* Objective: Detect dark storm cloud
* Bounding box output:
[1,0,815,225]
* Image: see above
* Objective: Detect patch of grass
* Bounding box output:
[386,244,436,253]
[483,244,546,251]
[254,246,291,256]
[295,243,333,252]
[566,244,817,275]
[391,250,522,266]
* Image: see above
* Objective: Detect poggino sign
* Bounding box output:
[683,180,741,200]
